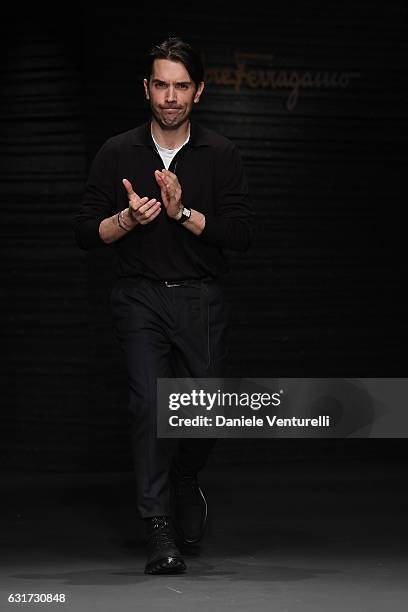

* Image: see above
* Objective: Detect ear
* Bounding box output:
[194,81,205,103]
[143,78,150,100]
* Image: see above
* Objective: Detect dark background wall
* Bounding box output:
[1,3,406,471]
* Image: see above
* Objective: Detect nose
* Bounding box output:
[165,85,177,103]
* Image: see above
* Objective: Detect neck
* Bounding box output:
[151,118,190,149]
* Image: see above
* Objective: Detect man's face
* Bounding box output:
[144,59,204,130]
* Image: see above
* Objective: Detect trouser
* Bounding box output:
[110,275,229,518]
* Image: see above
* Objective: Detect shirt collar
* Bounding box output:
[151,126,190,152]
[130,119,211,147]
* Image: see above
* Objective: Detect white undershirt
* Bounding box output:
[151,129,190,170]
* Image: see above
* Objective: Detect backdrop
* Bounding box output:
[1,2,406,470]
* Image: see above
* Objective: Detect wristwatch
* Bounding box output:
[175,205,192,224]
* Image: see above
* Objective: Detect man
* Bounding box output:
[73,36,253,575]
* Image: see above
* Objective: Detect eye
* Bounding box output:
[155,82,167,88]
[176,83,189,89]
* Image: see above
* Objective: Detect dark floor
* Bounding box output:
[1,457,408,611]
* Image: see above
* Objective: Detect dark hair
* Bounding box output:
[145,36,204,90]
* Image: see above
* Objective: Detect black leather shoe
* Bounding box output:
[144,516,186,575]
[171,473,208,544]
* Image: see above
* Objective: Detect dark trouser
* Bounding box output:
[110,276,229,518]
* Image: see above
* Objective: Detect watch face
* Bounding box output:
[178,206,191,223]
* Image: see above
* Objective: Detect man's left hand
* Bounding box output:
[154,169,183,220]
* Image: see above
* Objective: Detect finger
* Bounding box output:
[129,195,148,212]
[133,196,149,207]
[161,174,176,190]
[154,176,170,198]
[132,195,149,207]
[154,170,166,184]
[149,207,162,220]
[143,202,161,218]
[139,205,162,225]
[157,169,171,184]
[138,198,160,215]
[122,178,139,198]
[162,169,177,179]
[155,169,175,190]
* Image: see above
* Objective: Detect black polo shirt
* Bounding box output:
[73,120,253,280]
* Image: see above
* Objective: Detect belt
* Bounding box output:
[131,276,214,288]
[164,281,182,287]
[117,275,215,289]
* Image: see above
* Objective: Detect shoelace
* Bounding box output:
[148,518,175,550]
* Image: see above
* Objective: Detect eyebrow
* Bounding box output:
[152,78,192,85]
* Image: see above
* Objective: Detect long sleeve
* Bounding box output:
[73,139,117,250]
[198,141,253,252]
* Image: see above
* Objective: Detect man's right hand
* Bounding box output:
[122,178,161,225]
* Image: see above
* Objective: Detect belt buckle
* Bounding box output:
[165,281,181,287]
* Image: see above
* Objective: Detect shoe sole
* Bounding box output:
[144,556,186,575]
